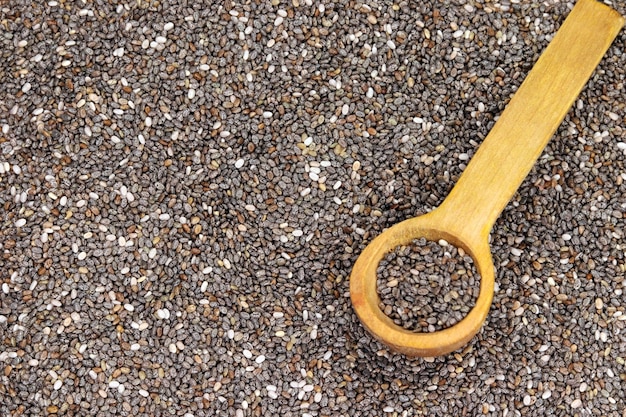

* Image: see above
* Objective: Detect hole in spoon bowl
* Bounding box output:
[376,237,481,333]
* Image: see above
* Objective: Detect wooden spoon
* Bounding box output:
[350,0,624,357]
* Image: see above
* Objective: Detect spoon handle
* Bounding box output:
[436,0,623,244]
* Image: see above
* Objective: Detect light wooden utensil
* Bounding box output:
[350,0,624,357]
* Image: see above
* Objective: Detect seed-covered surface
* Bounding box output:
[1,0,626,416]
[377,238,479,332]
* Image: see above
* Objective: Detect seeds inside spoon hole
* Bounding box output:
[376,238,481,333]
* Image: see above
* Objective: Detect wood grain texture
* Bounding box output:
[350,0,624,357]
[439,0,625,244]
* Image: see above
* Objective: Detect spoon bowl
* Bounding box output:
[350,209,494,356]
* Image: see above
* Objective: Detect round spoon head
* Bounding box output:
[349,210,494,357]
